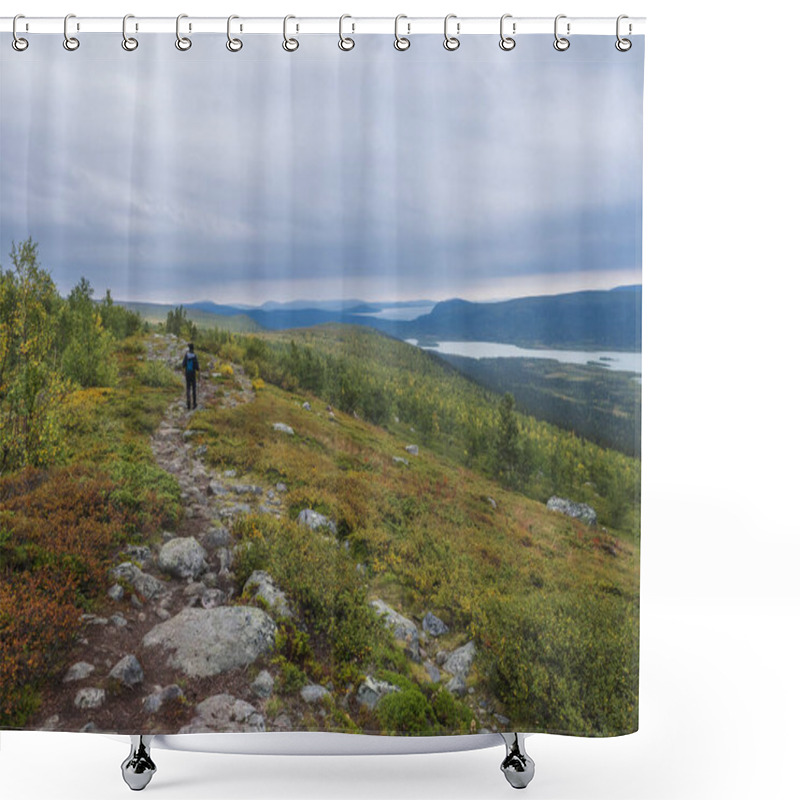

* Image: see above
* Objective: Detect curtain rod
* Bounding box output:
[1,16,645,37]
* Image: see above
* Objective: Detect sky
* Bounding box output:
[0,33,644,305]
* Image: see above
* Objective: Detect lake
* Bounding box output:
[405,339,642,374]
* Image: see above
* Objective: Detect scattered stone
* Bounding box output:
[302,402,311,411]
[405,445,419,456]
[276,483,288,493]
[155,607,171,621]
[273,423,294,435]
[546,496,598,527]
[109,613,128,628]
[203,527,233,549]
[223,469,237,478]
[143,684,184,714]
[142,606,277,678]
[233,484,263,496]
[356,676,399,710]
[42,715,60,731]
[201,588,227,609]
[109,655,144,688]
[251,670,275,699]
[63,662,95,683]
[392,457,410,466]
[74,688,106,710]
[243,571,293,618]
[273,713,292,730]
[201,571,219,588]
[442,641,476,679]
[486,496,498,510]
[424,662,441,683]
[446,676,467,697]
[422,612,449,637]
[300,684,330,704]
[494,713,510,726]
[158,536,209,580]
[370,599,421,662]
[195,445,208,458]
[111,562,168,602]
[182,430,198,441]
[81,722,99,733]
[209,481,230,496]
[108,584,125,602]
[297,509,337,535]
[179,694,265,734]
[183,581,206,598]
[220,502,251,518]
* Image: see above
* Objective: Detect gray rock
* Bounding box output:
[142,684,184,714]
[392,457,410,467]
[124,545,153,566]
[158,537,209,580]
[486,496,498,509]
[217,547,234,572]
[110,562,167,602]
[42,715,60,731]
[179,694,266,734]
[142,606,277,678]
[63,662,95,683]
[273,713,292,730]
[356,676,399,710]
[80,722,98,733]
[442,641,477,679]
[223,469,237,478]
[183,581,206,598]
[203,527,233,549]
[297,509,337,535]
[276,482,288,493]
[209,480,230,496]
[233,484,263,496]
[424,662,441,683]
[243,571,293,618]
[251,670,275,699]
[108,584,125,602]
[405,445,419,456]
[74,688,106,710]
[370,599,421,662]
[422,612,449,637]
[220,502,251,518]
[273,423,294,435]
[546,496,598,527]
[302,402,312,411]
[446,676,467,697]
[109,655,144,688]
[195,445,208,458]
[494,713,510,726]
[109,613,128,628]
[201,588,227,609]
[300,684,330,704]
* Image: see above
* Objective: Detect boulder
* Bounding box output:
[142,606,277,678]
[424,662,441,683]
[297,509,337,535]
[108,655,144,688]
[209,481,229,496]
[251,670,275,699]
[356,676,399,710]
[179,694,265,734]
[243,571,293,618]
[300,684,330,704]
[422,612,449,637]
[442,640,476,680]
[546,496,598,527]
[110,562,167,602]
[142,684,184,715]
[302,402,311,411]
[446,676,467,697]
[273,423,294,435]
[108,583,125,601]
[202,527,232,549]
[74,688,106,710]
[158,537,209,580]
[405,445,419,456]
[233,484,263,496]
[63,662,95,683]
[370,599,421,662]
[123,545,153,566]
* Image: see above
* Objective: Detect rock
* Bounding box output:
[158,537,209,580]
[486,496,498,509]
[302,402,311,411]
[217,547,234,572]
[446,676,467,697]
[370,599,421,662]
[201,588,227,609]
[273,423,294,435]
[297,509,337,535]
[424,662,441,683]
[233,484,263,496]
[223,469,237,478]
[183,581,205,598]
[42,715,60,731]
[108,584,125,602]
[109,655,144,688]
[251,670,275,699]
[442,641,477,679]
[356,676,399,710]
[546,496,598,527]
[63,662,95,683]
[494,713,510,726]
[209,480,229,496]
[142,606,277,678]
[74,688,106,710]
[195,445,208,458]
[179,694,265,734]
[243,571,293,618]
[155,607,171,621]
[273,713,292,730]
[81,722,98,733]
[124,545,153,566]
[276,482,288,493]
[220,502,251,518]
[203,527,233,549]
[109,613,128,627]
[405,445,419,456]
[392,457,410,466]
[111,562,168,602]
[422,612,449,637]
[182,430,198,440]
[300,684,330,704]
[143,684,184,714]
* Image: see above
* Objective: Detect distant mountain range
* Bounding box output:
[121,286,641,351]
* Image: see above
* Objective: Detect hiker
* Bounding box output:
[182,343,199,410]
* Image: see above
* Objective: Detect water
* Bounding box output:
[355,305,436,321]
[405,340,642,374]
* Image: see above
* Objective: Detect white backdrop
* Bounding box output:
[2,2,798,799]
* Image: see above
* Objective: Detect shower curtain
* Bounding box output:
[0,28,643,739]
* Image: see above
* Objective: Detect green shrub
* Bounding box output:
[376,687,434,734]
[137,360,180,388]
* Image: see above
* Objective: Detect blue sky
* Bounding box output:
[0,33,643,304]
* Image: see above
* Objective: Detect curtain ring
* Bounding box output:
[499,14,515,51]
[283,15,299,52]
[554,15,570,51]
[122,14,138,51]
[443,14,460,51]
[338,14,355,51]
[226,15,243,51]
[615,14,632,51]
[394,15,410,51]
[176,14,192,51]
[63,13,80,51]
[12,14,29,51]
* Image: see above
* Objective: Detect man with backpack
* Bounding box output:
[182,343,199,410]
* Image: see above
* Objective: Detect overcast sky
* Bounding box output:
[0,33,643,304]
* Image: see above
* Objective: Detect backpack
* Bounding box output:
[185,353,197,373]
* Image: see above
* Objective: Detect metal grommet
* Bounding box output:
[176,14,192,51]
[121,14,138,51]
[615,14,632,51]
[12,14,29,51]
[394,14,410,50]
[554,14,570,51]
[499,14,515,51]
[63,13,80,51]
[226,15,242,51]
[443,14,460,51]
[338,14,354,51]
[283,15,299,52]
